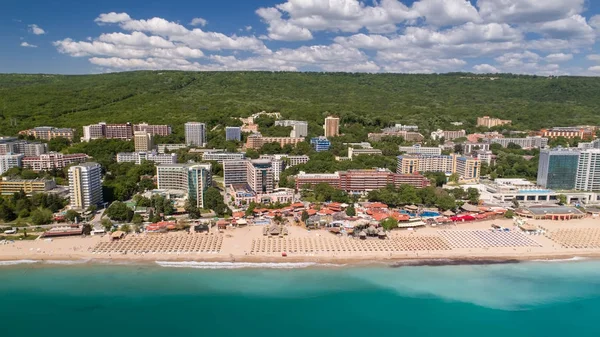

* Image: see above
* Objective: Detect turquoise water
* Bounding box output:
[1,260,600,337]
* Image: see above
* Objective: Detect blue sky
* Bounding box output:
[3,0,600,75]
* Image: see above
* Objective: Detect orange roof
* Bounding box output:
[233,212,245,218]
[391,212,410,221]
[318,208,335,215]
[307,209,317,216]
[367,202,388,209]
[371,212,390,221]
[291,202,305,208]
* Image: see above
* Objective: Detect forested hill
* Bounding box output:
[1,71,600,137]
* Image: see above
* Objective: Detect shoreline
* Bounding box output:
[1,252,597,269]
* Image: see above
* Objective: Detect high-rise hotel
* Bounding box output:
[68,162,103,210]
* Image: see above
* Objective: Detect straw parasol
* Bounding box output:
[405,205,418,211]
[442,210,455,217]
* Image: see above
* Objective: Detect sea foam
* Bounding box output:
[0,260,39,266]
[155,261,345,269]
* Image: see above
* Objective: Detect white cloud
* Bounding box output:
[412,0,481,26]
[587,54,600,62]
[245,26,253,31]
[545,53,573,63]
[473,64,499,73]
[533,15,595,40]
[256,7,313,41]
[190,18,208,27]
[28,24,45,35]
[477,0,585,24]
[95,12,132,24]
[20,42,37,48]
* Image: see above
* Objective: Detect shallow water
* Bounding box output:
[1,260,599,337]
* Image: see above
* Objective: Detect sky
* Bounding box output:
[3,0,600,75]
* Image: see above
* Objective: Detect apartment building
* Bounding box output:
[275,120,309,138]
[462,142,490,154]
[202,152,246,164]
[0,153,24,175]
[223,160,250,186]
[368,131,424,142]
[68,162,103,210]
[157,143,188,153]
[295,172,341,190]
[156,163,212,208]
[0,140,48,156]
[185,122,207,147]
[348,147,383,158]
[540,127,596,140]
[259,155,286,181]
[82,122,134,141]
[430,129,466,140]
[324,116,340,138]
[19,126,75,141]
[295,169,429,192]
[574,149,600,192]
[134,131,154,152]
[397,154,480,182]
[247,159,274,194]
[116,151,178,165]
[489,136,548,149]
[225,126,242,141]
[23,152,88,171]
[310,136,331,152]
[399,144,442,155]
[477,116,511,128]
[245,133,304,149]
[133,123,172,136]
[287,155,310,166]
[0,178,57,196]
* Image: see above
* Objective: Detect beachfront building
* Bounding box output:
[537,148,580,190]
[397,154,480,182]
[82,122,134,141]
[259,155,285,181]
[368,131,424,142]
[310,136,331,152]
[133,123,172,136]
[157,143,187,153]
[0,178,57,196]
[68,162,103,210]
[156,163,212,208]
[202,152,246,164]
[295,169,429,192]
[399,144,442,155]
[324,116,340,138]
[0,153,24,175]
[134,131,154,152]
[223,159,275,194]
[480,178,558,204]
[225,126,242,141]
[228,185,295,207]
[116,151,178,165]
[185,122,207,147]
[19,126,75,141]
[23,152,88,171]
[245,133,304,150]
[575,149,600,191]
[489,136,548,149]
[223,160,249,186]
[540,127,596,140]
[430,129,466,141]
[348,148,383,158]
[476,116,511,128]
[274,120,308,138]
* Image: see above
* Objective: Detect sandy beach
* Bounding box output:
[2,217,600,265]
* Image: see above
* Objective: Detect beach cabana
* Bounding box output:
[111,231,125,241]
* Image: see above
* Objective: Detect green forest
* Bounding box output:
[2,71,600,138]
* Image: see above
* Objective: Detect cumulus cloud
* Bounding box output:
[412,0,481,26]
[587,54,600,62]
[473,64,499,73]
[256,7,313,41]
[477,0,585,24]
[545,53,573,63]
[190,18,208,26]
[20,42,37,48]
[28,24,45,35]
[95,12,132,24]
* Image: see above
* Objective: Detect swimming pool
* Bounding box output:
[400,210,441,217]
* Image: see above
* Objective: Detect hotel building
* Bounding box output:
[82,122,134,141]
[225,126,242,141]
[463,142,490,154]
[430,129,466,141]
[324,116,340,138]
[116,151,178,165]
[295,169,429,192]
[540,127,596,140]
[134,131,154,152]
[489,136,548,149]
[0,153,24,175]
[348,147,383,158]
[133,123,172,136]
[202,152,246,164]
[23,152,88,171]
[68,162,103,210]
[19,126,75,141]
[0,178,56,196]
[275,120,309,138]
[157,143,188,153]
[310,136,331,152]
[245,133,304,150]
[399,144,442,155]
[185,122,207,147]
[0,140,48,157]
[397,154,480,182]
[156,163,212,208]
[537,148,580,190]
[476,116,511,128]
[223,159,274,194]
[368,131,424,142]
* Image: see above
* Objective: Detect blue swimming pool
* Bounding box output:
[400,210,441,217]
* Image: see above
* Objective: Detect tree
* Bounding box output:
[0,203,17,222]
[301,210,309,222]
[31,208,53,226]
[512,198,520,209]
[424,171,447,187]
[557,194,567,205]
[245,202,257,217]
[106,201,134,222]
[345,203,356,216]
[504,209,515,219]
[467,188,480,205]
[448,173,460,184]
[132,214,144,225]
[101,218,113,231]
[380,217,398,231]
[65,210,81,223]
[203,187,230,216]
[120,224,132,234]
[82,224,92,235]
[185,198,201,219]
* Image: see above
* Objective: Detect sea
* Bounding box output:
[1,259,600,337]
